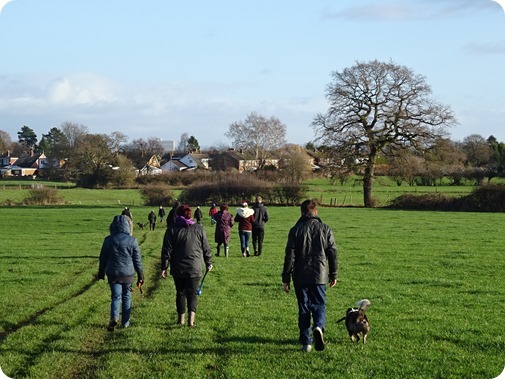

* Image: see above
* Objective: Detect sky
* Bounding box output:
[0,0,504,149]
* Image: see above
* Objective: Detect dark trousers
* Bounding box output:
[173,276,200,314]
[149,222,155,230]
[252,226,265,255]
[294,284,327,345]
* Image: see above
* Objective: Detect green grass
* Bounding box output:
[0,202,504,378]
[303,177,479,206]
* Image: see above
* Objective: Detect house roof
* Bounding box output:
[12,153,46,168]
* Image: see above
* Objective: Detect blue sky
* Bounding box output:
[0,0,504,148]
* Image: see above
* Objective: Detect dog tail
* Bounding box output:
[356,299,371,311]
[337,316,346,323]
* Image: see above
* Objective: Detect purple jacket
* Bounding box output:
[214,211,234,243]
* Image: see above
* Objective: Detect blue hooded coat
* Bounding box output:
[98,215,144,283]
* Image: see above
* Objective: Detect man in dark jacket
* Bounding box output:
[252,196,269,256]
[98,215,144,331]
[282,199,338,352]
[148,210,157,230]
[161,204,213,327]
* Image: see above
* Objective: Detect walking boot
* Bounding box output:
[188,311,196,328]
[246,247,250,257]
[242,248,246,257]
[177,313,185,326]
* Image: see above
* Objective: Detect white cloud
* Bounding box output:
[463,39,505,54]
[322,0,496,22]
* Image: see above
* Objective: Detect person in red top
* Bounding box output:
[209,204,218,225]
[234,200,255,257]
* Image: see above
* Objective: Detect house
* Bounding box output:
[138,155,162,175]
[0,152,47,177]
[209,150,279,173]
[0,152,17,167]
[161,159,189,172]
[160,153,210,173]
[179,153,210,169]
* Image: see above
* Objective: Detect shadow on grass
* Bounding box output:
[0,278,99,344]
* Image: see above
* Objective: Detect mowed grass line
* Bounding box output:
[0,206,504,378]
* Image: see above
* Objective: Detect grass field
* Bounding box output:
[0,194,504,378]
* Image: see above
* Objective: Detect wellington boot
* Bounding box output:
[177,313,185,326]
[225,247,229,258]
[188,311,196,328]
[216,246,220,257]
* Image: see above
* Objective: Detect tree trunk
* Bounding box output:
[363,151,377,208]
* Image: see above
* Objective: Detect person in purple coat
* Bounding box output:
[214,204,234,257]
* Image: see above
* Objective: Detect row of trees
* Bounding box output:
[1,59,504,207]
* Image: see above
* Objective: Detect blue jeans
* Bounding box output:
[294,284,327,345]
[239,230,251,249]
[110,283,132,326]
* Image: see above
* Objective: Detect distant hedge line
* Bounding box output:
[179,177,307,206]
[140,176,307,207]
[387,184,505,212]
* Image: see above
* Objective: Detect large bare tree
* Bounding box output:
[226,112,287,168]
[312,60,457,207]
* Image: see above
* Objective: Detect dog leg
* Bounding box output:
[363,334,367,344]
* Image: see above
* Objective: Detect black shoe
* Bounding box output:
[313,327,325,351]
[107,319,118,332]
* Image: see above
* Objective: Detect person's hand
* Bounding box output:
[206,264,213,272]
[329,278,337,288]
[161,270,167,279]
[136,279,144,287]
[283,283,290,293]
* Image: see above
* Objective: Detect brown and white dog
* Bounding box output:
[337,299,371,344]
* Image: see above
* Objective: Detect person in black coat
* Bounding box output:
[158,205,166,224]
[98,215,144,331]
[194,206,203,224]
[282,199,338,352]
[252,196,269,256]
[166,201,180,227]
[161,204,213,327]
[148,210,157,230]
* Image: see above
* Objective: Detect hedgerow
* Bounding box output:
[388,184,505,212]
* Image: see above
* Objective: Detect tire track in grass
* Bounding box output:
[59,232,167,378]
[0,274,98,344]
[0,231,165,378]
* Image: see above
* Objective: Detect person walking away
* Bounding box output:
[148,210,157,231]
[208,204,218,225]
[282,199,338,352]
[166,201,180,227]
[158,205,166,224]
[161,204,213,327]
[252,196,269,256]
[194,206,203,224]
[234,200,255,257]
[98,215,144,331]
[121,207,133,221]
[214,204,234,257]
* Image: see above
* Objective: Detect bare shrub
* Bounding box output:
[140,184,175,206]
[23,186,65,205]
